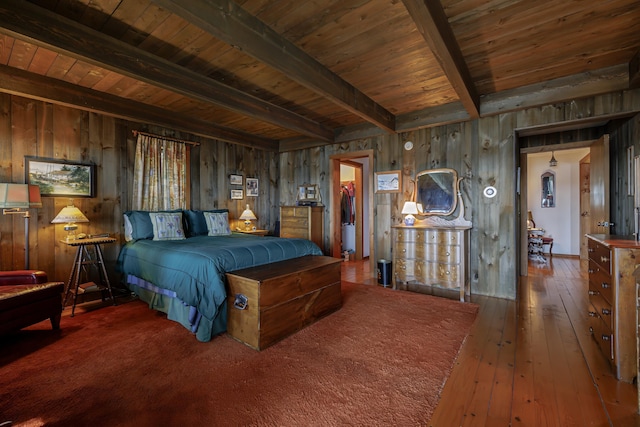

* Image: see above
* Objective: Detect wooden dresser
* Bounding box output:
[391,224,470,301]
[279,206,324,251]
[586,234,640,382]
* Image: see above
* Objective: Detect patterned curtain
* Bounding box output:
[132,133,186,210]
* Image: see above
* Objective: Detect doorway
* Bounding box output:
[519,136,609,274]
[330,150,375,278]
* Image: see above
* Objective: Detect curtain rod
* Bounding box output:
[132,130,200,146]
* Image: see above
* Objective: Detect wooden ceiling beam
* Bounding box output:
[481,64,629,116]
[0,0,333,142]
[0,64,278,151]
[402,0,479,119]
[153,0,396,133]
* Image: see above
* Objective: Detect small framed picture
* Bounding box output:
[231,189,243,200]
[246,178,259,197]
[375,170,401,193]
[230,174,243,186]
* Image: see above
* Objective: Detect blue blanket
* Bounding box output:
[116,233,322,340]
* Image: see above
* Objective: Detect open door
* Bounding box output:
[590,135,610,234]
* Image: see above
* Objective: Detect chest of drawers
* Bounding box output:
[279,206,324,251]
[587,234,639,382]
[391,225,470,301]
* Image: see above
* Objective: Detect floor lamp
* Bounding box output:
[0,183,42,269]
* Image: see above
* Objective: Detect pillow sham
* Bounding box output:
[203,211,231,236]
[123,214,134,242]
[123,210,154,240]
[149,212,186,240]
[184,209,229,237]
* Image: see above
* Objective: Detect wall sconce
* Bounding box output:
[239,204,257,231]
[401,201,419,226]
[549,151,558,167]
[0,183,42,269]
[51,203,89,242]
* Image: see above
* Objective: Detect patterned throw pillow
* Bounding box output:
[203,211,231,236]
[149,212,186,240]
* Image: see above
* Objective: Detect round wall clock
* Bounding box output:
[404,141,413,151]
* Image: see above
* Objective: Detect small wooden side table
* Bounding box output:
[235,229,269,236]
[62,236,117,317]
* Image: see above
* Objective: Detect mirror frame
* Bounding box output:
[414,168,459,216]
[541,170,555,208]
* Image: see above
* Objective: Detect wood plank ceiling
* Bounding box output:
[0,0,638,151]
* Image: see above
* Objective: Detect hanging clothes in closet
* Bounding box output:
[340,182,355,225]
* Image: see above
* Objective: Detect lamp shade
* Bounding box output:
[0,183,29,209]
[401,201,419,215]
[401,201,419,226]
[28,185,42,208]
[239,205,257,221]
[51,206,89,224]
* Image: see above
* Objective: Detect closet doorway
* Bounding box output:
[330,150,375,277]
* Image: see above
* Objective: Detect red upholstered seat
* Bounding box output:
[0,270,64,335]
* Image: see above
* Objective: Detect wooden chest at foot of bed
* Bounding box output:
[225,255,342,350]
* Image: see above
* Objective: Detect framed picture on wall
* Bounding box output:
[374,170,401,193]
[230,174,243,186]
[25,156,96,197]
[231,189,243,200]
[246,178,259,197]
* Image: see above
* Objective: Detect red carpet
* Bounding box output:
[0,282,478,426]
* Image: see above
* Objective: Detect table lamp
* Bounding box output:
[51,204,89,242]
[239,204,257,231]
[0,183,42,269]
[401,201,419,226]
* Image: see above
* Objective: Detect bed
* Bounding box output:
[116,209,323,342]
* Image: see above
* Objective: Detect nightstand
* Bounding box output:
[235,229,269,236]
[61,236,117,316]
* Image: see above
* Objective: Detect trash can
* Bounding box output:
[377,259,392,287]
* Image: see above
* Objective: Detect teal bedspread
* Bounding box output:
[116,233,322,340]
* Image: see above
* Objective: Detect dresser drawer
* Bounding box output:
[417,244,460,264]
[395,228,421,243]
[424,229,461,245]
[589,303,614,361]
[588,238,611,274]
[395,242,417,259]
[281,217,309,229]
[588,262,613,304]
[589,290,613,331]
[280,206,309,218]
[416,262,460,287]
[394,259,415,281]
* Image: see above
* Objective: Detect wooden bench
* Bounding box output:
[225,255,342,350]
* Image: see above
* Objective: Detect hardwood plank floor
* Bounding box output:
[342,257,640,426]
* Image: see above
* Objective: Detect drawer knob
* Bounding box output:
[601,308,611,315]
[589,326,594,332]
[445,252,450,256]
[588,290,598,296]
[588,248,594,253]
[601,282,609,289]
[600,256,609,263]
[588,269,594,274]
[602,334,610,341]
[588,311,597,317]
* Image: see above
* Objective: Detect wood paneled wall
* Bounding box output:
[2,89,640,300]
[0,94,278,286]
[280,90,640,300]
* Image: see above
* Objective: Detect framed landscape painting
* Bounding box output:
[25,156,95,197]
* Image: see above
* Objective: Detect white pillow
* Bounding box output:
[149,212,185,241]
[204,211,231,236]
[123,214,133,242]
